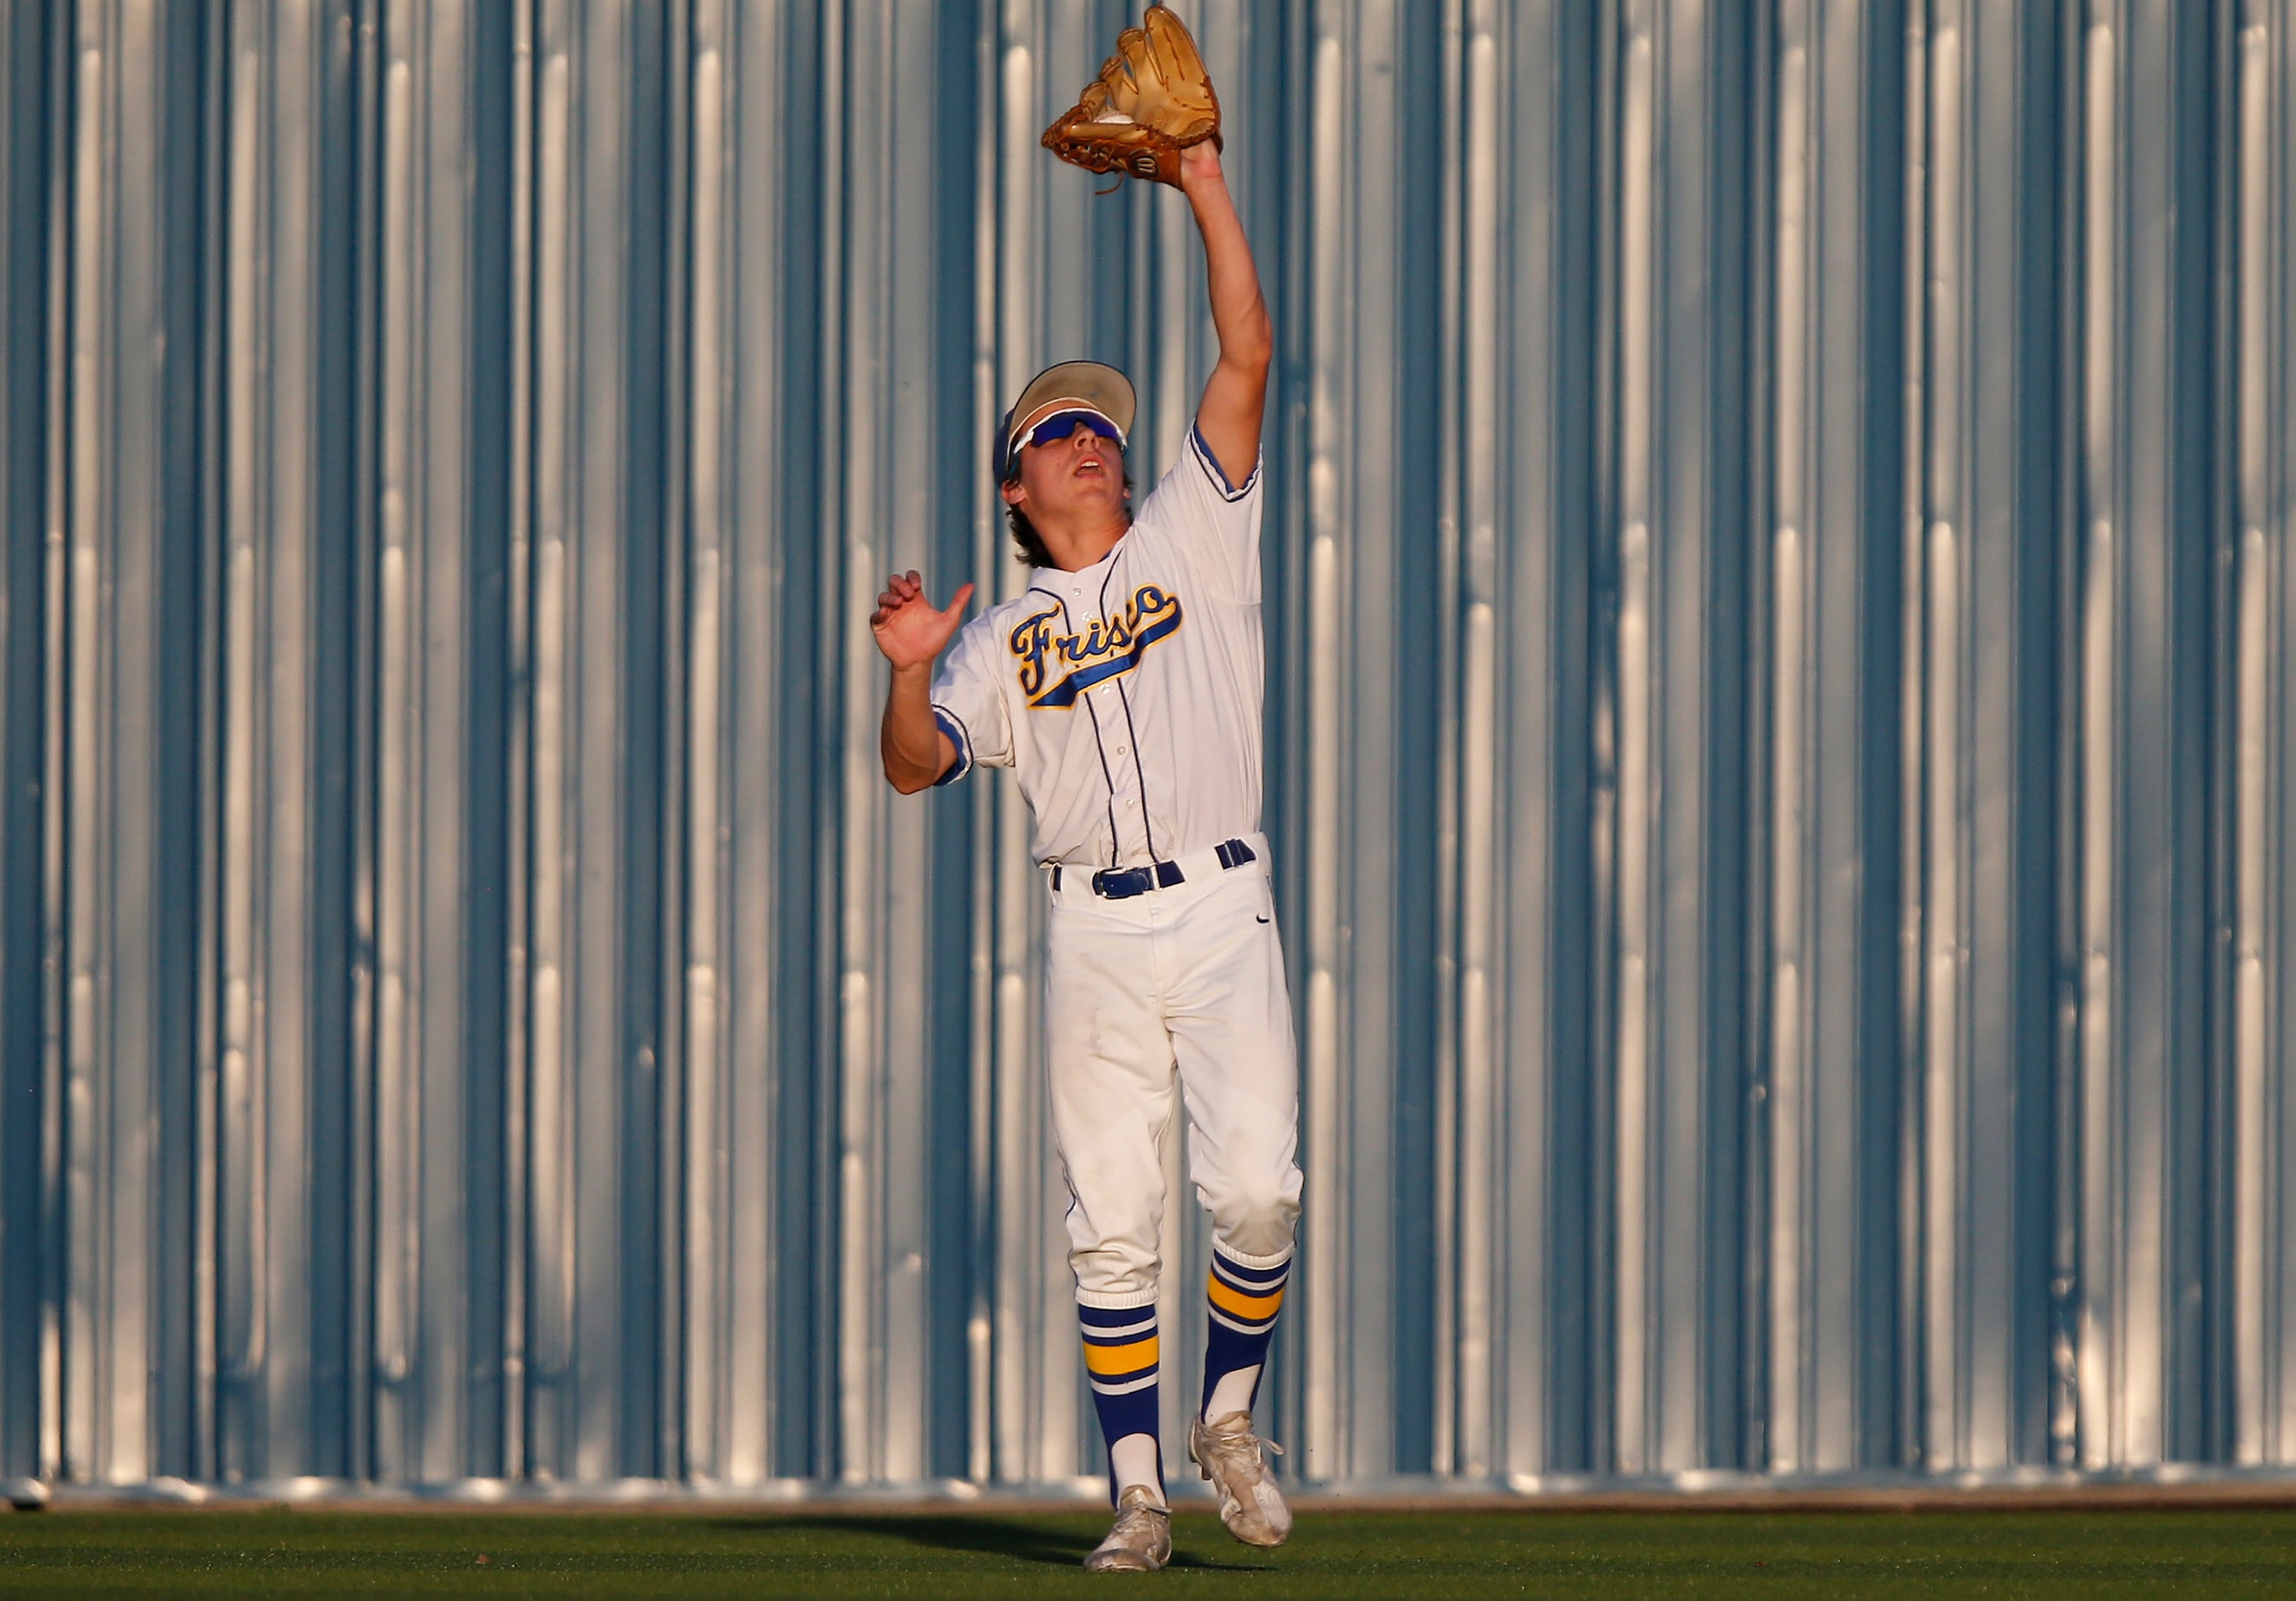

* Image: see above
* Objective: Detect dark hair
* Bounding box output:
[1005,467,1136,566]
[1007,504,1055,567]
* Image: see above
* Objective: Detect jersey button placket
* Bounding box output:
[1097,684,1148,854]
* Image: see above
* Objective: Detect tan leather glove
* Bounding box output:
[1042,5,1222,189]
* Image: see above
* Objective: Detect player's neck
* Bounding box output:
[1035,510,1132,573]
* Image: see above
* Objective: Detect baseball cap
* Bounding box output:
[995,361,1136,483]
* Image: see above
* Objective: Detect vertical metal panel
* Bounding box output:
[0,0,57,1484]
[826,0,974,1487]
[1304,0,1408,1485]
[526,0,677,1483]
[984,0,1067,1489]
[1450,0,1605,1484]
[371,0,518,1483]
[9,0,2296,1494]
[215,0,367,1484]
[2069,0,2220,1471]
[1765,0,1903,1477]
[1608,0,1760,1475]
[1913,0,2065,1472]
[56,0,211,1484]
[2234,0,2296,1467]
[684,0,784,1491]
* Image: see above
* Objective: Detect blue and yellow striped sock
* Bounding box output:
[1079,1299,1161,1499]
[1200,1248,1288,1419]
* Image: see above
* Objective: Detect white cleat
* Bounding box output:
[1084,1483,1173,1572]
[1188,1410,1291,1548]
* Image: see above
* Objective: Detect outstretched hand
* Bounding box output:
[871,570,975,672]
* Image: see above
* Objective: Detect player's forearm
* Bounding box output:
[881,665,954,794]
[1186,168,1272,375]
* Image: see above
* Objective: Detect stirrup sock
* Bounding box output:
[1201,1247,1288,1418]
[1080,1299,1161,1501]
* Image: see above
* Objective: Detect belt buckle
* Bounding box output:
[1091,867,1148,899]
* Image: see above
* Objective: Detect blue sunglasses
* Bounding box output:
[1021,409,1125,453]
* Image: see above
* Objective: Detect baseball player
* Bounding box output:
[870,118,1297,1575]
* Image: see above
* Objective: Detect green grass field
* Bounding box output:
[0,1506,2287,1598]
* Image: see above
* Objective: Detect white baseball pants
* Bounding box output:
[1045,836,1304,1303]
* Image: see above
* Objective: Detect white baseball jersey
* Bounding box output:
[928,423,1264,869]
[927,419,1301,1307]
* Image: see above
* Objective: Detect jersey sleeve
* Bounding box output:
[927,611,1014,785]
[1139,419,1265,602]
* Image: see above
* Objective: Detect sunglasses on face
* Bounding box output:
[1021,410,1125,453]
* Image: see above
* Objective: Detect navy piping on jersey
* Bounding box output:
[1037,586,1125,865]
[1079,692,1131,864]
[1188,423,1259,502]
[1113,683,1156,861]
[930,707,973,786]
[1099,546,1160,864]
[1095,546,1122,626]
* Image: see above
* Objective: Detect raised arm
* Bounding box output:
[873,569,974,794]
[1177,142,1272,482]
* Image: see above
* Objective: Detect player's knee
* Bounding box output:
[1212,1172,1300,1259]
[1071,1242,1160,1303]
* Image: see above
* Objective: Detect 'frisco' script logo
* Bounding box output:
[1009,584,1184,708]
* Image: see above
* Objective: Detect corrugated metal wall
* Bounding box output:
[2,0,2294,1493]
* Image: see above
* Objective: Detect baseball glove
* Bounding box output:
[1041,5,1220,189]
